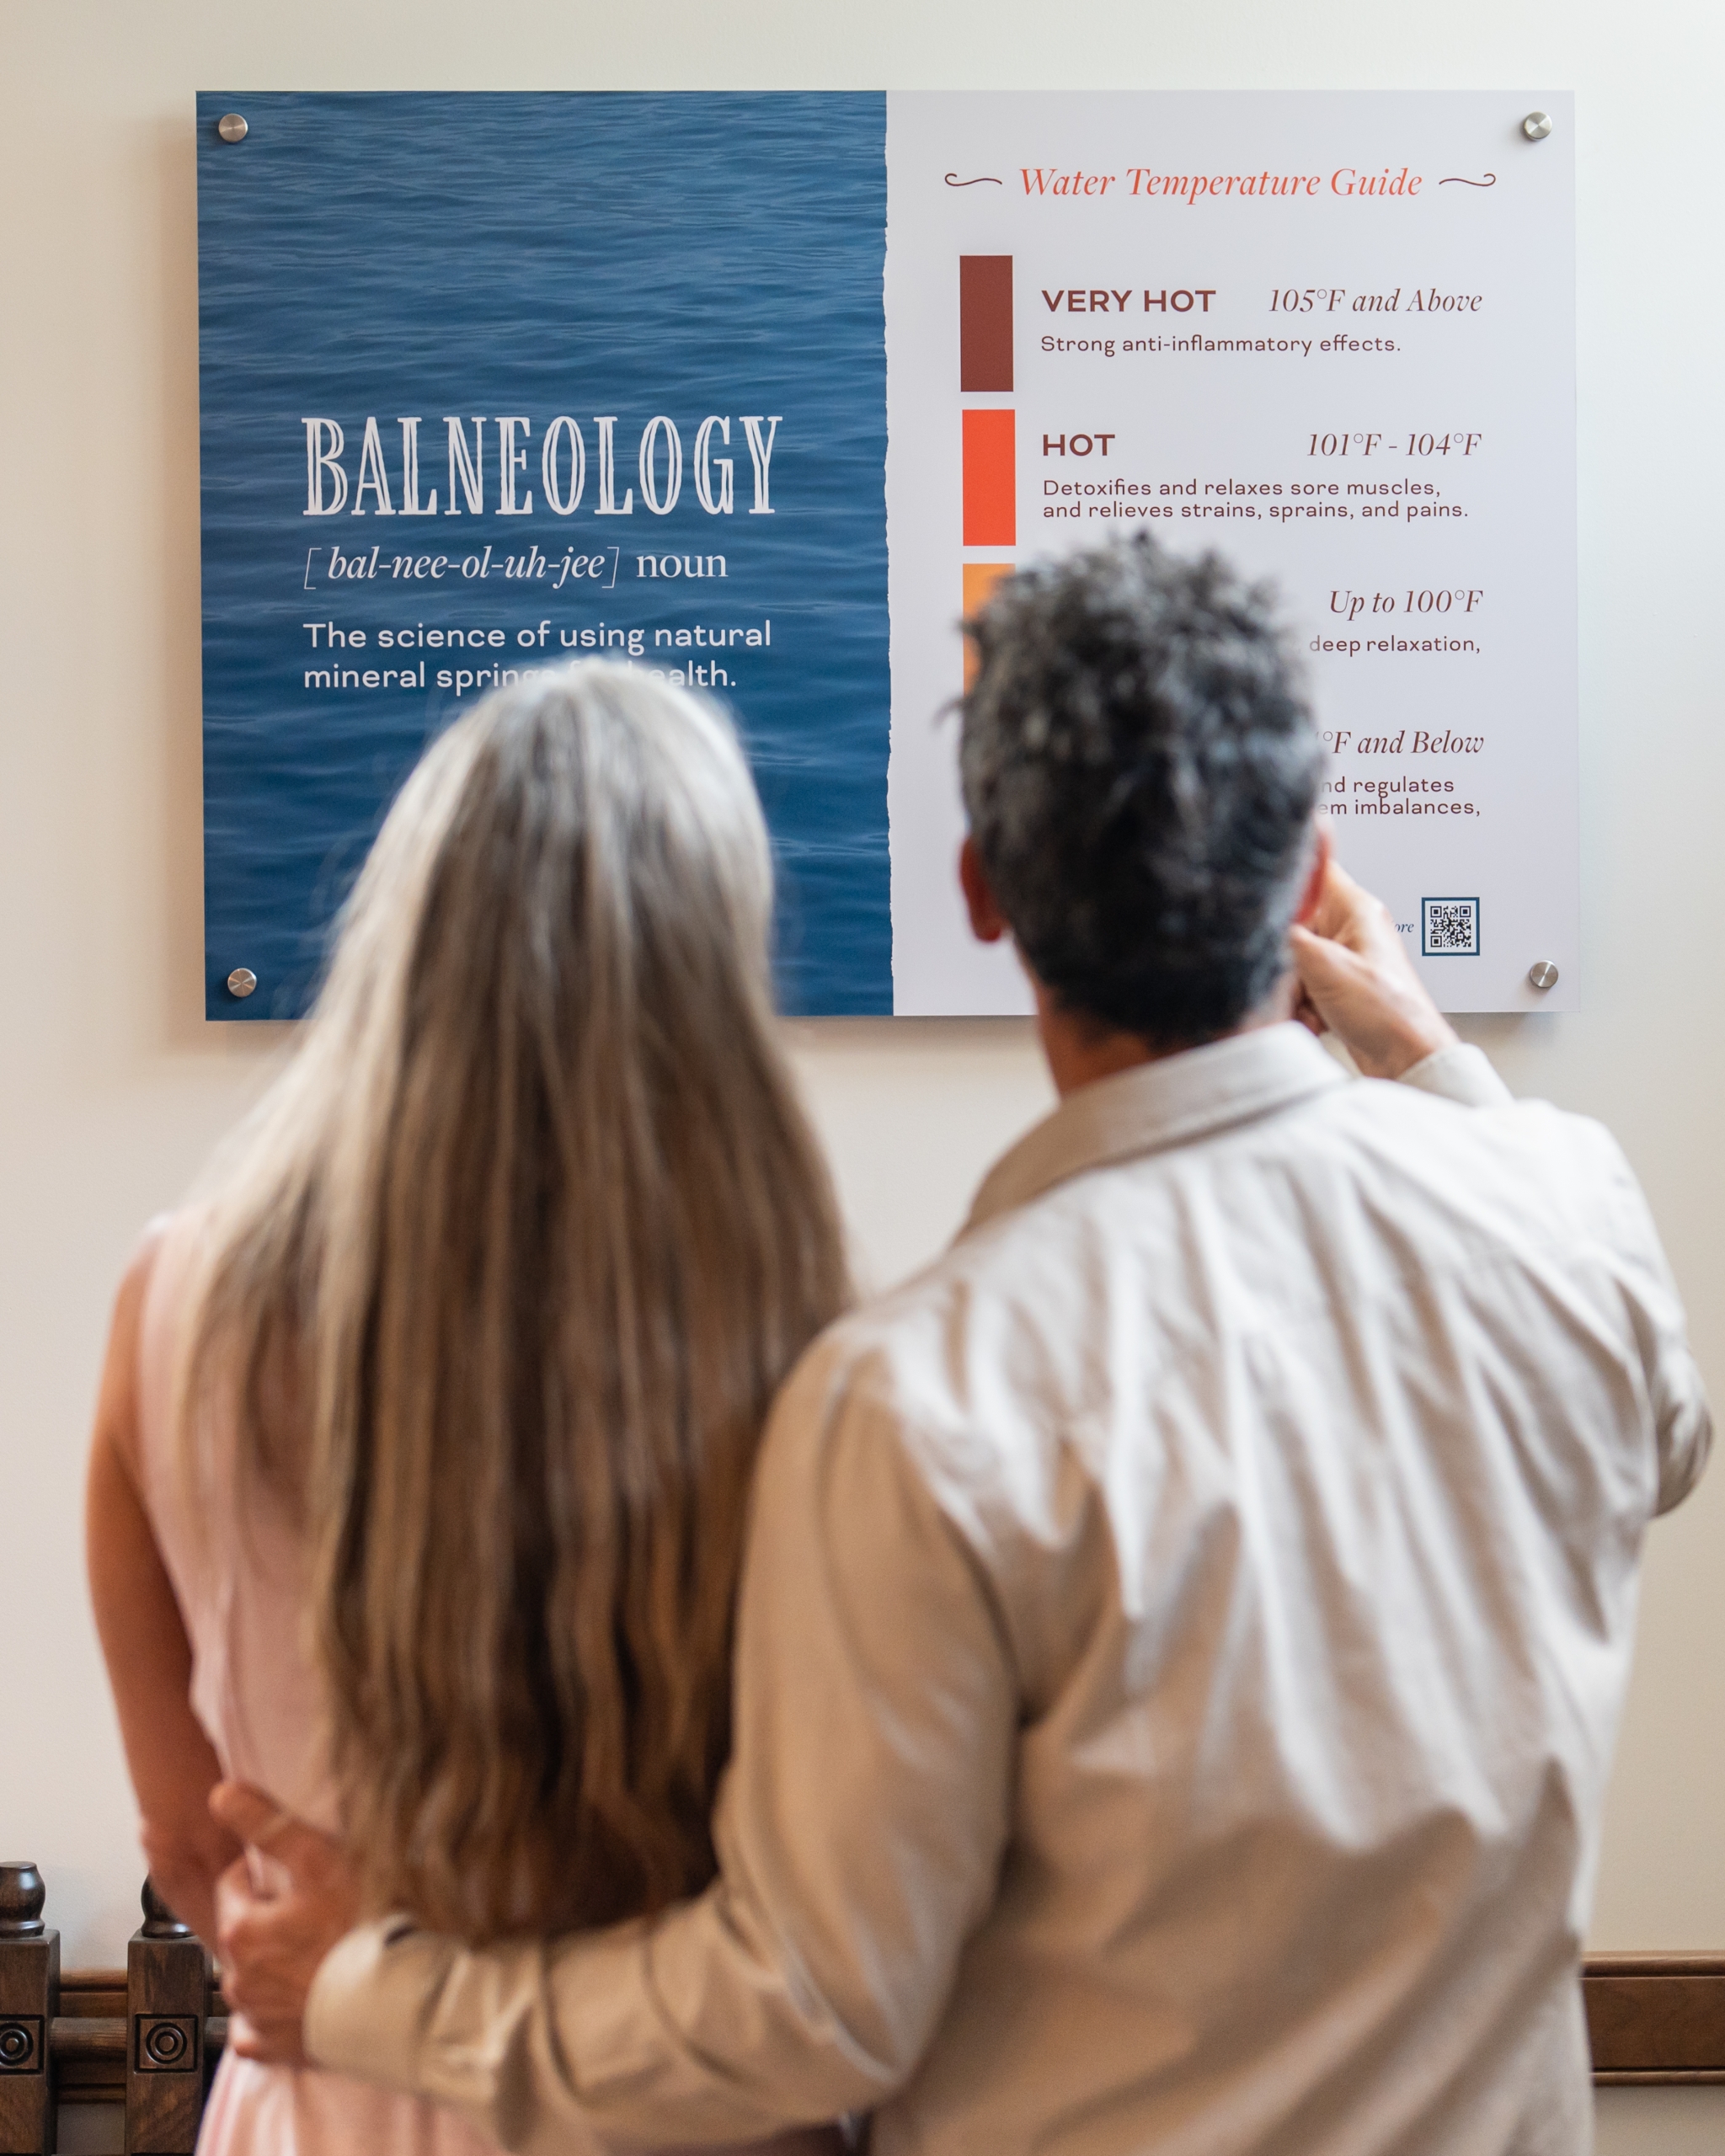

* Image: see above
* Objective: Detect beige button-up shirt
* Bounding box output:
[310,1025,1710,2156]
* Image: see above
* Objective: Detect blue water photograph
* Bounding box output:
[197,90,890,1017]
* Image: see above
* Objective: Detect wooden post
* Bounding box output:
[0,1861,59,2156]
[125,1881,206,2156]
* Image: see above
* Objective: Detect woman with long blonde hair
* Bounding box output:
[85,666,851,2153]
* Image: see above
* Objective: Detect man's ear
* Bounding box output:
[959,835,1008,944]
[1292,821,1332,928]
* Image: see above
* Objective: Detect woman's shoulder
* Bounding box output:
[93,1214,182,1484]
[129,1204,223,1497]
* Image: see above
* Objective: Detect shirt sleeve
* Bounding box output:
[1589,1133,1714,1515]
[1396,1041,1514,1107]
[1396,1047,1709,1505]
[305,1345,1019,2150]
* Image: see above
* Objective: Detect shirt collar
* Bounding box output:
[963,1021,1348,1235]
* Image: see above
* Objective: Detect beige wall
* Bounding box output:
[4,3,1722,2148]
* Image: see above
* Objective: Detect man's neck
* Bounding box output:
[1033,976,1295,1101]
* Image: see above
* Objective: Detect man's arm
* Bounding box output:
[1589,1133,1713,1514]
[1393,1039,1512,1108]
[247,1354,1018,2150]
[1294,862,1707,1494]
[1291,857,1510,1105]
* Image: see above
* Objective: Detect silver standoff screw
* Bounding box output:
[1522,111,1553,141]
[1526,959,1559,990]
[227,966,259,999]
[217,113,249,143]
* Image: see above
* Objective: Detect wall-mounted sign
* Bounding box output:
[197,90,1574,1017]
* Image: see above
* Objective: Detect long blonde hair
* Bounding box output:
[179,664,848,1940]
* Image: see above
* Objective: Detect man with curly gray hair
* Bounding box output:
[213,536,1708,2156]
[960,536,1323,1043]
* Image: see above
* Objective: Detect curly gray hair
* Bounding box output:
[961,534,1324,1044]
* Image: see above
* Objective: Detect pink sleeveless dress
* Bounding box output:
[133,1213,520,2156]
[135,1214,839,2156]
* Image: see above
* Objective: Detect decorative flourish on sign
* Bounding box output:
[945,173,1003,186]
[1439,173,1497,187]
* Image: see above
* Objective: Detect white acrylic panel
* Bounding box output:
[887,92,1576,1014]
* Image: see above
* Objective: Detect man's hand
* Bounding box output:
[209,1782,364,2067]
[1290,858,1458,1081]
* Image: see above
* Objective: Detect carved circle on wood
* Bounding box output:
[142,2020,190,2068]
[0,2020,38,2069]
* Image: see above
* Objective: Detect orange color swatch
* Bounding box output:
[962,408,1016,546]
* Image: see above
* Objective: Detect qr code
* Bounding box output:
[1422,896,1480,956]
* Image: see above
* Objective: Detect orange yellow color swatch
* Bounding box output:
[962,562,1014,689]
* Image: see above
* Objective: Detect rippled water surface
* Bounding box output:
[198,92,889,1017]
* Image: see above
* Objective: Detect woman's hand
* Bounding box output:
[1290,858,1459,1081]
[209,1783,363,2066]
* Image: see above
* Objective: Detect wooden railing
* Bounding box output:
[1,1863,224,2156]
[3,1857,1723,2151]
[1585,1955,1725,2084]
